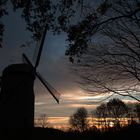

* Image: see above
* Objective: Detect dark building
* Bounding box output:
[0,64,35,128]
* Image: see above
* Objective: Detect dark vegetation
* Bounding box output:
[0,123,139,140]
[0,97,139,139]
[34,124,140,140]
[33,99,140,140]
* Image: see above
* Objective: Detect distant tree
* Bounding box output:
[94,103,108,128]
[36,114,49,128]
[69,107,89,132]
[93,98,129,128]
[89,111,98,131]
[107,98,128,126]
[135,104,140,124]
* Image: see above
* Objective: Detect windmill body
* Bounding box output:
[0,64,35,128]
[0,26,60,128]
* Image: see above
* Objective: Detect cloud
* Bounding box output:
[35,88,101,117]
[35,102,47,106]
[47,117,69,129]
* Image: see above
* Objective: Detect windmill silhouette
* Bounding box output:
[0,25,60,128]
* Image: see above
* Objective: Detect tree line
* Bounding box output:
[35,98,140,132]
[69,98,140,132]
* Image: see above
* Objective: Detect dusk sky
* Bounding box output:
[0,2,100,128]
[0,0,139,128]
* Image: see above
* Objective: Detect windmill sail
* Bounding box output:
[22,21,60,104]
[33,41,41,66]
[23,53,60,104]
[22,53,34,67]
[34,24,48,69]
[36,72,60,104]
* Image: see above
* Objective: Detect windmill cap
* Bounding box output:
[2,63,35,78]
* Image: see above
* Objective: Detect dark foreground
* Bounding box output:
[0,123,139,140]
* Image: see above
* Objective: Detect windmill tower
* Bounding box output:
[0,25,60,128]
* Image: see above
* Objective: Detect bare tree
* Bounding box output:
[94,103,108,128]
[1,0,140,101]
[0,0,8,48]
[93,98,128,128]
[69,0,140,102]
[107,98,128,127]
[35,114,49,128]
[69,107,89,132]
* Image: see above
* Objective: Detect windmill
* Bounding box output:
[0,25,60,128]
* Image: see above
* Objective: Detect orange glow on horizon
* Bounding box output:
[35,116,139,130]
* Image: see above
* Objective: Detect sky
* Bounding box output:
[0,0,139,128]
[0,2,103,128]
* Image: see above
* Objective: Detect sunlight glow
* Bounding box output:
[70,104,97,109]
[35,102,46,106]
[35,116,139,130]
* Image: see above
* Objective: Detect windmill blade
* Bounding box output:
[22,53,34,68]
[33,41,41,66]
[34,24,48,69]
[23,53,60,103]
[36,72,60,104]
